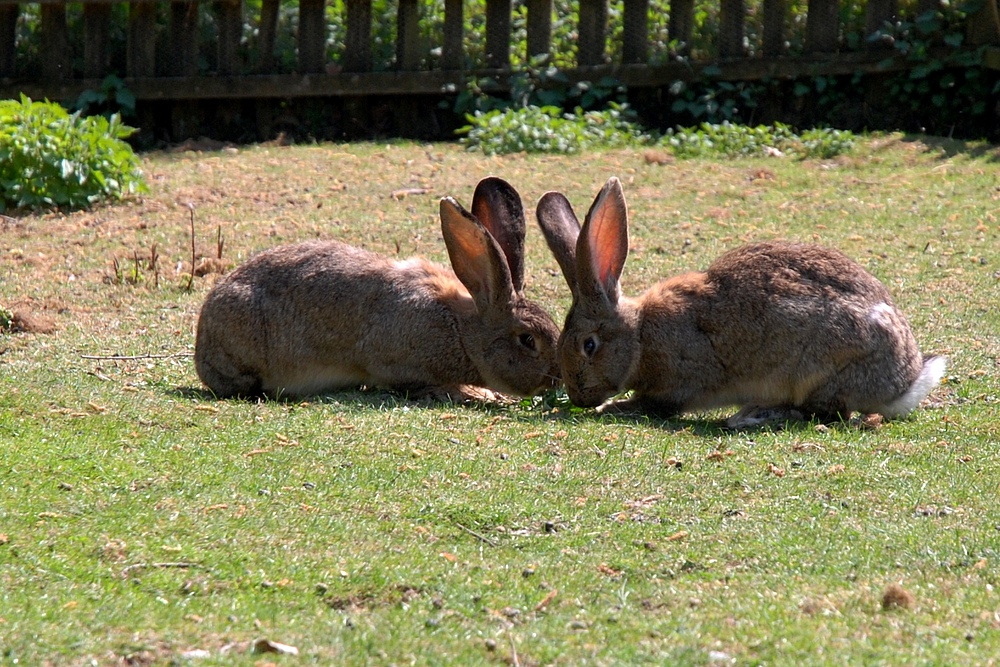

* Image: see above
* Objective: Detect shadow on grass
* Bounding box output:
[899,133,1000,161]
[168,385,851,436]
[166,384,513,414]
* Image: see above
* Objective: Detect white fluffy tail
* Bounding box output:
[881,356,947,418]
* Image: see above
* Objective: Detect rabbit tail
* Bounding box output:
[880,355,947,418]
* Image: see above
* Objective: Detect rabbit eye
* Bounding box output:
[582,336,599,357]
[518,333,536,351]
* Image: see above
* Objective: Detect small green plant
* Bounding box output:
[0,305,13,332]
[0,95,147,211]
[662,121,856,159]
[459,103,649,155]
[73,75,137,120]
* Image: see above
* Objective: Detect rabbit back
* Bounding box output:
[635,241,929,417]
[195,240,478,397]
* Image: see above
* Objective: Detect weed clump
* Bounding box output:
[0,95,147,212]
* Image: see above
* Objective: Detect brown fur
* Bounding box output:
[537,178,946,424]
[195,178,561,399]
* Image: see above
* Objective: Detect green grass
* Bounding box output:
[1,136,999,665]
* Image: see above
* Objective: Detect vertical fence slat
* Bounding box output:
[806,0,839,52]
[622,0,648,64]
[865,0,898,49]
[669,0,694,56]
[442,0,463,69]
[485,0,511,69]
[0,4,18,77]
[719,0,745,57]
[299,0,326,73]
[577,0,607,66]
[397,0,421,70]
[526,0,552,61]
[257,0,279,72]
[967,0,1000,45]
[762,0,785,56]
[41,4,69,80]
[344,0,372,72]
[127,2,157,77]
[216,0,242,75]
[170,2,199,76]
[84,4,111,79]
[917,0,939,14]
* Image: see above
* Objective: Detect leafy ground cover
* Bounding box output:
[1,137,998,665]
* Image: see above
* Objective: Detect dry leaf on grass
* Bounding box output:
[252,638,299,656]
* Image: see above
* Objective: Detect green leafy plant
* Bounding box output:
[459,103,649,155]
[0,305,13,332]
[662,121,856,159]
[73,74,137,120]
[0,95,147,211]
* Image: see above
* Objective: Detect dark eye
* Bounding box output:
[582,335,598,357]
[518,333,536,351]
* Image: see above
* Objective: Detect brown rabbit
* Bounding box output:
[195,177,561,399]
[536,177,946,427]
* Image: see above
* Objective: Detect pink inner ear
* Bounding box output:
[587,191,627,292]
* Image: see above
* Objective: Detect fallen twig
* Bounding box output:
[81,352,194,361]
[455,522,498,547]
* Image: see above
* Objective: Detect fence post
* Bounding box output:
[216,0,243,75]
[442,0,463,69]
[257,0,279,72]
[486,0,511,69]
[805,0,839,52]
[344,0,372,72]
[577,0,607,66]
[526,0,552,61]
[169,2,199,76]
[128,2,157,77]
[300,0,327,73]
[397,0,421,70]
[967,0,1000,45]
[762,0,785,56]
[669,0,694,56]
[622,0,649,64]
[0,4,14,78]
[40,4,70,80]
[719,0,746,57]
[84,4,112,79]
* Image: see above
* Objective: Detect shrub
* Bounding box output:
[459,103,650,155]
[662,122,856,159]
[0,95,147,211]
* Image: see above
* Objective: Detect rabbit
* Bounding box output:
[535,176,946,427]
[194,177,561,400]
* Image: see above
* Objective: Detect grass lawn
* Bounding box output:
[1,136,998,665]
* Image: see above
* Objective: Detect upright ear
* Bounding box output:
[535,191,581,297]
[440,196,515,314]
[577,177,629,306]
[471,177,526,293]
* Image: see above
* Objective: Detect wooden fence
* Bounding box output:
[0,0,998,137]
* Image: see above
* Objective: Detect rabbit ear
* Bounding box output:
[471,177,526,293]
[577,177,628,305]
[440,196,515,312]
[536,191,581,296]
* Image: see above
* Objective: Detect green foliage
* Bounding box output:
[459,103,649,155]
[0,96,147,212]
[73,75,137,120]
[663,122,856,159]
[0,305,13,332]
[668,76,763,124]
